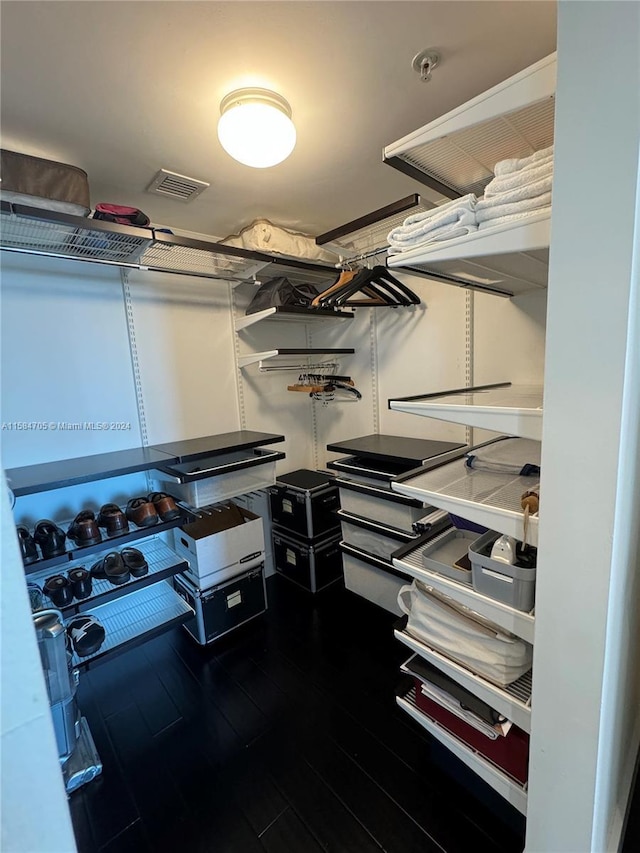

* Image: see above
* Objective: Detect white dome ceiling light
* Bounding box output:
[217,88,296,168]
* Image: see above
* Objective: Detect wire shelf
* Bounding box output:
[395,628,532,732]
[394,538,535,643]
[393,459,540,546]
[71,579,192,669]
[397,685,528,814]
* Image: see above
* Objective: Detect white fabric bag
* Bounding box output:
[398,580,532,686]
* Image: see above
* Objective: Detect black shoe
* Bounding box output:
[102,551,130,586]
[120,547,148,578]
[66,615,106,657]
[34,520,67,559]
[68,567,92,600]
[43,574,73,608]
[16,525,39,564]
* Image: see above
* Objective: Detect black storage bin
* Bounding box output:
[174,566,266,645]
[269,469,340,540]
[273,528,343,593]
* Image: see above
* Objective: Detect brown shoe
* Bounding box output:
[97,503,129,537]
[147,492,181,522]
[67,510,103,546]
[126,497,158,528]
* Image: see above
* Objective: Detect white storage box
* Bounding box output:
[338,510,420,562]
[422,528,479,586]
[341,543,408,616]
[469,531,536,612]
[337,478,430,533]
[173,502,265,590]
[150,447,283,508]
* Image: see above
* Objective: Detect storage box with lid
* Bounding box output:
[273,528,342,593]
[174,566,267,646]
[269,469,340,540]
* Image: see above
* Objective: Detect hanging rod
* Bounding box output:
[337,246,390,268]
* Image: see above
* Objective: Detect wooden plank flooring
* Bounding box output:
[71,576,529,853]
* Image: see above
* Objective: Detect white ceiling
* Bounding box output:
[0,1,557,240]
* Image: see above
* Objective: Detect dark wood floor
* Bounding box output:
[69,575,530,853]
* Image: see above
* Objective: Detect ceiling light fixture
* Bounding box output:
[217,88,296,168]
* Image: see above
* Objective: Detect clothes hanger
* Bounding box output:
[315,265,419,308]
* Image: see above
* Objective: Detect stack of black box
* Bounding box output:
[269,469,343,593]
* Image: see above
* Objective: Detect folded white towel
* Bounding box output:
[388,195,478,249]
[478,206,552,230]
[387,224,477,254]
[494,145,554,177]
[401,193,477,227]
[485,160,553,197]
[478,177,553,210]
[476,192,552,224]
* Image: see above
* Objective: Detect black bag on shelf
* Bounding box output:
[245,276,319,315]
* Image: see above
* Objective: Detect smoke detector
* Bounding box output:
[146,169,210,203]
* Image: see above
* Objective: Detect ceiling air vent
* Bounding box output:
[146,169,210,203]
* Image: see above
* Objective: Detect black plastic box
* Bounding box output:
[269,469,340,540]
[272,528,343,593]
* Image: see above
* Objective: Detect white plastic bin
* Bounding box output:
[337,479,429,533]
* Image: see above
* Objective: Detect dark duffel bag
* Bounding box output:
[245,276,320,315]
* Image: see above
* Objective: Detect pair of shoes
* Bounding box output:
[20,520,68,561]
[67,511,103,546]
[91,547,148,586]
[43,567,93,607]
[97,503,129,537]
[126,492,181,527]
[66,614,106,658]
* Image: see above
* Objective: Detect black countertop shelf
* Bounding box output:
[149,430,286,464]
[326,434,466,466]
[6,431,286,497]
[23,511,193,575]
[6,446,177,497]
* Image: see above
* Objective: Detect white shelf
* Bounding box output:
[389,384,543,441]
[392,461,539,547]
[238,348,355,369]
[395,628,532,733]
[234,306,354,331]
[397,686,528,815]
[387,212,550,297]
[384,52,556,199]
[393,540,535,644]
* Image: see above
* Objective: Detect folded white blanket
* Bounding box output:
[476,192,552,224]
[478,205,552,230]
[485,159,553,197]
[387,224,476,254]
[387,194,477,248]
[494,145,554,177]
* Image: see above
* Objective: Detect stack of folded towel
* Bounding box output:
[387,193,478,254]
[476,145,553,230]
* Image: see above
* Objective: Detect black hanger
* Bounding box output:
[316,265,419,307]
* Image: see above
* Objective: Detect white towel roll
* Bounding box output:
[485,160,553,197]
[476,193,552,224]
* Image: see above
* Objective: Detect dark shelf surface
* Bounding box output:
[246,306,354,321]
[7,446,177,498]
[326,434,466,466]
[23,510,192,575]
[149,431,285,464]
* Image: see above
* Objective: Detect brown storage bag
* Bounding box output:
[0,149,90,215]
